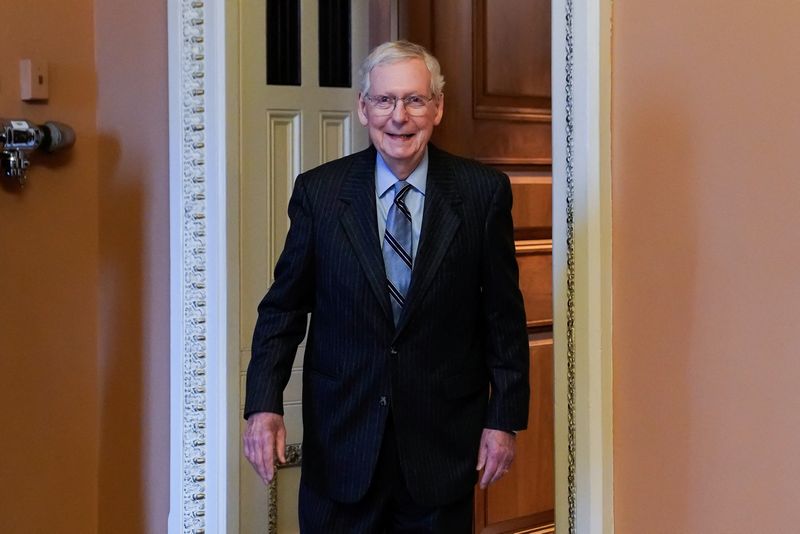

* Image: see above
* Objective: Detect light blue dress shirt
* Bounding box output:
[375,150,427,263]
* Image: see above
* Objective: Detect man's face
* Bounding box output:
[357,59,444,177]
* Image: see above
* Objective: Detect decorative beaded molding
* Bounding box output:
[563,0,578,533]
[175,0,209,531]
[267,444,303,534]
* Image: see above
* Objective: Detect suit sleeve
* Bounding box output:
[244,174,315,419]
[481,173,530,432]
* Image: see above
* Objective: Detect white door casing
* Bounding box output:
[167,0,613,532]
[551,0,614,532]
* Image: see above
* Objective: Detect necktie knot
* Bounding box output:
[394,181,412,201]
[392,182,413,221]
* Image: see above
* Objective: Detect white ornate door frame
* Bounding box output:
[166,0,614,532]
[168,0,233,531]
[552,0,614,532]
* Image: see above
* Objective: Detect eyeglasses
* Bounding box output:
[363,94,435,116]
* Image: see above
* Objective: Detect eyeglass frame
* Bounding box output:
[361,93,438,116]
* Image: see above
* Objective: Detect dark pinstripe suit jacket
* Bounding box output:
[245,144,529,507]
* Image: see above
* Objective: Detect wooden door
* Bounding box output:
[390,1,556,532]
[238,1,370,532]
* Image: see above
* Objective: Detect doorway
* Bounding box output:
[167,0,613,533]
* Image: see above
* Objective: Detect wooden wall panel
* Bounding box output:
[517,243,553,329]
[484,1,550,97]
[509,172,552,240]
[475,338,555,533]
[398,0,434,50]
[474,0,551,121]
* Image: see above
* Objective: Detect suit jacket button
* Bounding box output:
[379,396,388,407]
[389,347,398,356]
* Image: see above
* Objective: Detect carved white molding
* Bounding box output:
[169,0,229,531]
[170,0,209,528]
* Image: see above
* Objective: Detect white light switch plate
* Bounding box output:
[20,59,49,101]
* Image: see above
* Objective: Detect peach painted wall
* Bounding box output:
[0,1,100,532]
[612,1,800,532]
[0,0,169,532]
[94,0,170,532]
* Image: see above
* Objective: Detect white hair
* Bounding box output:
[358,40,445,97]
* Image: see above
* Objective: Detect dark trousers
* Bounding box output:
[298,416,474,534]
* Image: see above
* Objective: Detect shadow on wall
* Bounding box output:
[96,133,146,532]
[614,85,697,534]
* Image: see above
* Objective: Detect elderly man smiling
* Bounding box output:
[243,40,530,533]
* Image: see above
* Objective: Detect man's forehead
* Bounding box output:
[369,59,431,87]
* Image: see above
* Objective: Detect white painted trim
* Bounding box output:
[205,0,230,531]
[552,0,614,533]
[167,10,183,523]
[167,1,184,531]
[168,0,229,531]
[223,1,243,532]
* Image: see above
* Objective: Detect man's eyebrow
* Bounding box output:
[374,92,427,97]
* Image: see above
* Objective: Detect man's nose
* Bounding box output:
[391,100,409,121]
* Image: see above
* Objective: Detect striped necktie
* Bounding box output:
[382,181,413,325]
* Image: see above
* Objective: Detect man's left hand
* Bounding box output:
[476,428,516,489]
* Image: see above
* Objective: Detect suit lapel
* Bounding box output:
[394,147,462,337]
[338,146,394,322]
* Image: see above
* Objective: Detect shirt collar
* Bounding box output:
[376,149,429,198]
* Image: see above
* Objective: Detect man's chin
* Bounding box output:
[380,148,419,163]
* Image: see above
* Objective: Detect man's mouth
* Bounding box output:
[387,133,415,140]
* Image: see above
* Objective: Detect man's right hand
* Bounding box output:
[243,412,287,485]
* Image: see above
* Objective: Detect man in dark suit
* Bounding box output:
[243,41,530,533]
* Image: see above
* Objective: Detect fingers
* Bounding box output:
[242,412,286,485]
[477,429,516,489]
[480,448,511,488]
[261,430,275,483]
[480,453,512,488]
[244,420,271,484]
[276,425,287,464]
[476,435,488,472]
[479,453,499,489]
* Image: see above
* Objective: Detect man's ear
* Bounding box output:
[357,93,369,126]
[433,93,445,126]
